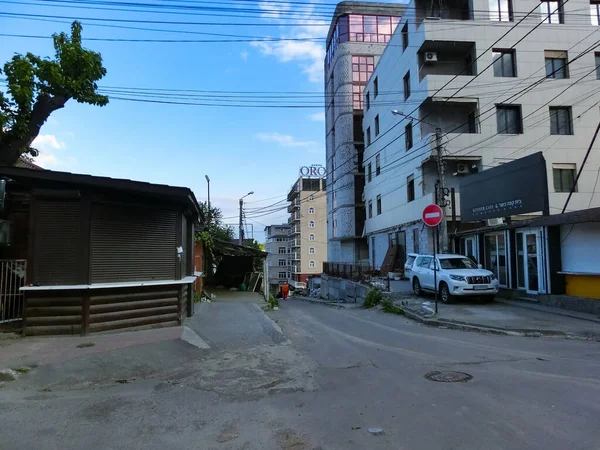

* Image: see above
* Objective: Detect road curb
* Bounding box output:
[292,296,350,309]
[402,309,600,341]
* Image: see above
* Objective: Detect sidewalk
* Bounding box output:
[394,296,600,340]
[0,325,209,371]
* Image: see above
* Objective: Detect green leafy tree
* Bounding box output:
[0,21,108,166]
[198,201,235,242]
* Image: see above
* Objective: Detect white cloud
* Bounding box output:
[308,112,325,122]
[250,2,327,83]
[31,133,71,169]
[240,51,249,62]
[256,132,317,148]
[33,134,64,150]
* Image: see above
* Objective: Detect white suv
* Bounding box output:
[410,254,499,303]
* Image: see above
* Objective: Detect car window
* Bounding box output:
[418,256,432,268]
[406,256,416,265]
[429,259,438,270]
[439,257,477,269]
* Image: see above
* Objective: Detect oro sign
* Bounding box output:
[422,204,443,227]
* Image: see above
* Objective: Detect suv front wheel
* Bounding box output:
[439,282,453,304]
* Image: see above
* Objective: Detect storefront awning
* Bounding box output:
[455,207,600,236]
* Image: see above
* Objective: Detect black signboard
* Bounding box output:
[459,152,549,222]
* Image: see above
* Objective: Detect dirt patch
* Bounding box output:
[173,344,319,401]
[216,421,239,443]
[276,428,309,450]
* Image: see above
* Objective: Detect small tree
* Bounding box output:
[196,202,235,278]
[0,21,108,165]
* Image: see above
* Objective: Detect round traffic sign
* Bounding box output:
[422,204,443,227]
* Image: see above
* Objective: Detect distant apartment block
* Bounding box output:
[287,177,327,288]
[264,223,291,294]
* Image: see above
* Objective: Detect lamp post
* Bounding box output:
[239,191,254,245]
[205,175,211,211]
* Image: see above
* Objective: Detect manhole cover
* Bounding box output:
[424,371,473,383]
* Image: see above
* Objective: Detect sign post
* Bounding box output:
[423,204,443,314]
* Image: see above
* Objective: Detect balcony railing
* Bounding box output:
[287,200,300,213]
[323,262,382,284]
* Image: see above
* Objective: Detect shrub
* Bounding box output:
[363,288,382,308]
[381,298,404,315]
[268,295,279,309]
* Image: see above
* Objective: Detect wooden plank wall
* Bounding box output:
[24,283,194,336]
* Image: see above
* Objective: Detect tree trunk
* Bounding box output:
[0,94,68,166]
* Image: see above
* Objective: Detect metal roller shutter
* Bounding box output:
[91,203,177,283]
[34,199,82,285]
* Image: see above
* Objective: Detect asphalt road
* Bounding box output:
[1,298,599,450]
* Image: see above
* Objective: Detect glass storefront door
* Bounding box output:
[484,233,507,286]
[516,230,542,293]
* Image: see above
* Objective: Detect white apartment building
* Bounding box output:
[363,0,600,269]
[325,1,405,265]
[287,177,328,288]
[264,224,291,294]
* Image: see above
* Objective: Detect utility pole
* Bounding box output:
[238,198,244,245]
[238,191,254,245]
[435,128,449,253]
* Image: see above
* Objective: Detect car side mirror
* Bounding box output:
[477,264,483,269]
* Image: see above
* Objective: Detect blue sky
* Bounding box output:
[0,0,402,241]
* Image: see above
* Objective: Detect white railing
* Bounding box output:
[0,260,27,323]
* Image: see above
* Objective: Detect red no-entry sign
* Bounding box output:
[422,204,443,227]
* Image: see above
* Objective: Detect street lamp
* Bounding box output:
[205,175,210,210]
[239,191,254,245]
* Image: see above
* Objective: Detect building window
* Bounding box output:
[309,233,315,241]
[308,220,315,228]
[279,271,287,278]
[549,106,573,135]
[309,247,316,254]
[346,14,399,43]
[496,105,523,134]
[368,200,373,218]
[541,0,564,23]
[405,122,413,150]
[278,259,287,267]
[375,115,380,136]
[308,207,315,214]
[401,23,408,51]
[376,154,381,175]
[407,175,415,202]
[374,76,379,97]
[492,49,516,77]
[413,228,420,253]
[403,72,410,100]
[366,92,370,110]
[376,195,382,215]
[352,55,375,110]
[545,51,568,78]
[592,0,600,24]
[278,247,287,254]
[309,260,316,269]
[366,127,371,146]
[553,163,577,192]
[367,163,372,182]
[489,0,513,21]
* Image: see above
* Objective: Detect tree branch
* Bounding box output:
[0,94,68,166]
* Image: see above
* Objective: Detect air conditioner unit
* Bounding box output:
[486,218,504,227]
[424,52,438,62]
[456,163,470,174]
